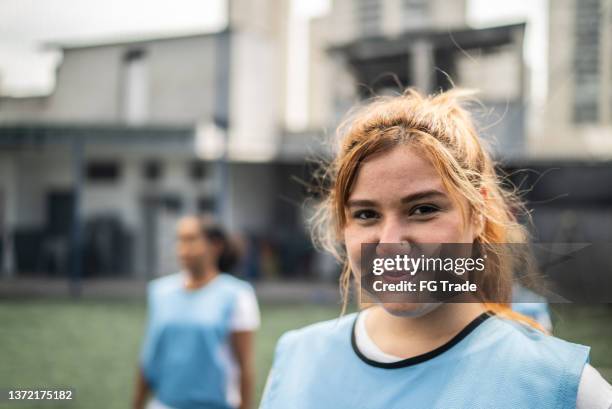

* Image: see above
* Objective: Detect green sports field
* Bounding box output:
[0,300,610,409]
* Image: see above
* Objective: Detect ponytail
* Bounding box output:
[200,219,240,273]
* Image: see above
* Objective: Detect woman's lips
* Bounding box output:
[380,270,414,283]
[373,267,433,284]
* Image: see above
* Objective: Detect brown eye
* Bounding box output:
[411,205,439,216]
[353,209,379,220]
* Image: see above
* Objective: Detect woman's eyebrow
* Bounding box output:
[346,190,446,208]
[346,199,377,208]
[400,189,446,203]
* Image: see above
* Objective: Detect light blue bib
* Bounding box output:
[260,311,589,409]
[140,273,251,409]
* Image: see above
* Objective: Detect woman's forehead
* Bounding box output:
[177,217,202,235]
[348,145,446,201]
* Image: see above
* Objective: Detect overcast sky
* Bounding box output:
[0,0,228,95]
[0,0,547,126]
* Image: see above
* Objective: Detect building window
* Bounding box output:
[401,0,429,30]
[189,160,208,181]
[143,159,163,182]
[161,195,182,213]
[573,0,601,123]
[197,197,216,213]
[356,0,381,37]
[86,161,121,182]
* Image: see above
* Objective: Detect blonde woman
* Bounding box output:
[259,89,612,409]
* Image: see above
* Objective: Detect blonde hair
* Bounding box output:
[310,88,544,331]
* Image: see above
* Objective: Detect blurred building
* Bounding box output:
[515,0,612,242]
[0,0,312,279]
[306,0,527,158]
[536,0,612,158]
[301,0,612,243]
[1,0,610,282]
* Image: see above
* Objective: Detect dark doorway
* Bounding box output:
[46,190,75,237]
[43,190,75,276]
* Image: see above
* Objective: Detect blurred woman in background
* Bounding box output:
[133,216,260,409]
[259,88,612,409]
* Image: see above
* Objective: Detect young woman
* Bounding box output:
[133,216,260,409]
[259,89,612,409]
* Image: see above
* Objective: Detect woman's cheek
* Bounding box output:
[344,225,368,275]
[427,211,469,242]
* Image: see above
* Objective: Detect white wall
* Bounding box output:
[0,97,49,122]
[0,35,219,125]
[429,0,466,29]
[226,0,288,161]
[307,14,361,131]
[44,46,123,122]
[456,45,522,100]
[146,36,218,124]
[227,32,283,161]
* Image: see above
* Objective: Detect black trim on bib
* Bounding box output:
[351,310,493,369]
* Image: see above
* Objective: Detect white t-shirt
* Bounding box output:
[223,286,261,407]
[354,308,612,409]
[148,284,260,409]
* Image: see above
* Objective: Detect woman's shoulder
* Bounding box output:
[493,314,590,356]
[482,315,590,365]
[147,273,183,294]
[216,273,256,294]
[275,312,358,356]
[485,315,590,391]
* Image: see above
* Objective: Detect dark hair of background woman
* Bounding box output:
[200,219,239,273]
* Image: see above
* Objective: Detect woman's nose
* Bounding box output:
[375,218,412,257]
[378,217,410,244]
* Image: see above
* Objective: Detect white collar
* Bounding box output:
[354,308,403,364]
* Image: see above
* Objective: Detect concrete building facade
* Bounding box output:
[307,0,527,159]
[0,0,302,280]
[304,0,612,244]
[536,0,612,158]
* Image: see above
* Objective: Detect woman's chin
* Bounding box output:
[380,302,441,318]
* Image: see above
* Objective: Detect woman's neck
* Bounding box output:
[184,266,220,290]
[366,303,487,359]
